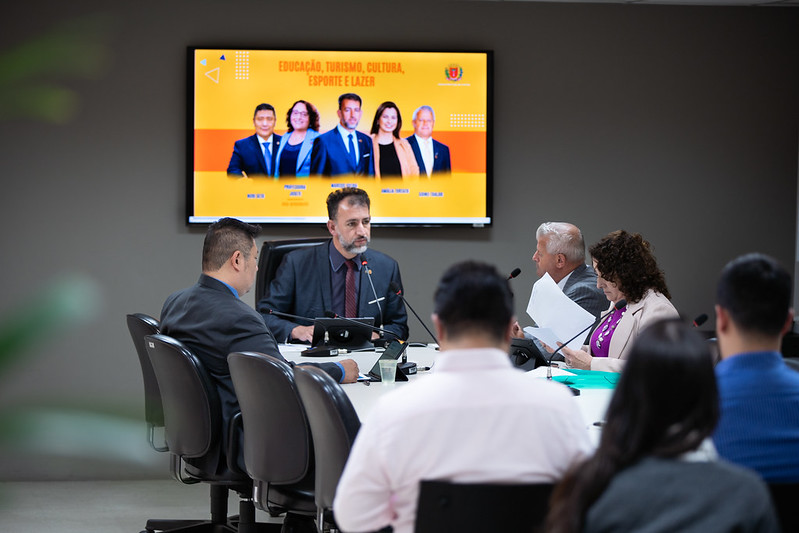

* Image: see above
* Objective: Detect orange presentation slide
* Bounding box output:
[189,49,491,225]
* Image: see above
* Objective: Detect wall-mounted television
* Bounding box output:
[188,47,492,226]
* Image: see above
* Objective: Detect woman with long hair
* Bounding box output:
[546,319,779,533]
[369,101,419,178]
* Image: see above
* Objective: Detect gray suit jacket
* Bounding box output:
[562,263,608,319]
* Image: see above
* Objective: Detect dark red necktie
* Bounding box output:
[345,259,357,317]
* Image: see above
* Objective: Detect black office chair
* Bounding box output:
[126,313,167,452]
[767,482,799,532]
[145,334,277,533]
[783,357,799,373]
[780,331,799,358]
[129,314,215,532]
[294,365,361,532]
[255,238,328,303]
[227,352,317,523]
[414,480,554,533]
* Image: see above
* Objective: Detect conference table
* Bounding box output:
[281,343,614,446]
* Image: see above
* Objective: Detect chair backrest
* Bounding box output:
[126,313,164,432]
[414,480,554,533]
[768,482,799,533]
[228,351,312,485]
[783,357,799,373]
[145,334,220,461]
[255,238,328,303]
[294,365,361,509]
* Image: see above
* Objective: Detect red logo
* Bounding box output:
[445,64,463,82]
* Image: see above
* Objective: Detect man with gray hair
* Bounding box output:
[513,222,607,341]
[405,105,451,176]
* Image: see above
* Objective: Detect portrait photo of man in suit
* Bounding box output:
[310,93,374,177]
[406,105,451,176]
[226,103,281,177]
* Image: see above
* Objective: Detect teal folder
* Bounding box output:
[553,369,620,389]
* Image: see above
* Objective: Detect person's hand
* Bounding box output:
[291,325,314,343]
[511,321,524,339]
[561,345,592,370]
[371,331,380,340]
[339,359,359,383]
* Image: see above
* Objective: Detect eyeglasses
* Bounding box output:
[291,111,309,117]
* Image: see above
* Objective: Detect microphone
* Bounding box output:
[265,308,315,324]
[692,313,708,328]
[546,299,628,384]
[361,256,384,326]
[324,310,401,342]
[507,267,521,280]
[389,281,439,347]
[325,311,417,375]
[265,309,338,357]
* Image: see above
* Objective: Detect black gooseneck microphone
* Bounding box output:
[546,299,628,381]
[507,267,522,280]
[324,310,401,342]
[389,281,439,346]
[692,313,708,328]
[265,308,315,324]
[361,256,385,326]
[265,309,337,357]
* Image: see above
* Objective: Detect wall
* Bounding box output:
[0,0,796,479]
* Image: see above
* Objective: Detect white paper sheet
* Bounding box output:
[524,273,598,351]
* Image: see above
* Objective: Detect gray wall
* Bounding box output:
[1,0,797,479]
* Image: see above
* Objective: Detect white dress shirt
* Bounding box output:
[413,134,434,176]
[336,124,359,165]
[333,347,592,533]
[257,133,274,158]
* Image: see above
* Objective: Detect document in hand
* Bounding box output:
[524,273,596,351]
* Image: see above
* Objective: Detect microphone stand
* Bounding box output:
[266,309,337,357]
[361,257,384,326]
[546,299,628,390]
[388,281,439,347]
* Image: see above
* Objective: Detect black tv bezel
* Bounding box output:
[186,46,493,228]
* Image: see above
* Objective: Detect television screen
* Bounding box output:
[188,48,492,226]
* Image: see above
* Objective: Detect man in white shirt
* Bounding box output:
[405,105,451,176]
[333,260,592,533]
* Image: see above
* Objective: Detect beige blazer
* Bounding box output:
[587,289,679,372]
[371,135,420,178]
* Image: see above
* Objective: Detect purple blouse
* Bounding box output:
[590,306,627,358]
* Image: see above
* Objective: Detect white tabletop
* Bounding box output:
[281,343,613,447]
